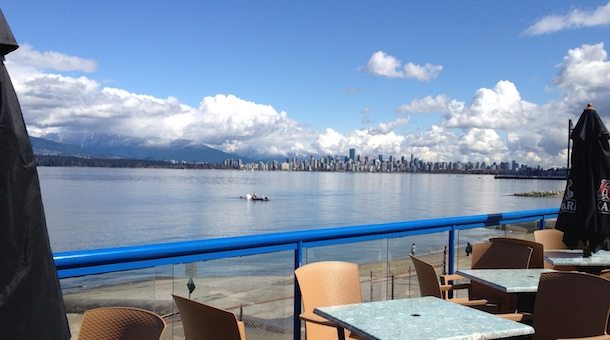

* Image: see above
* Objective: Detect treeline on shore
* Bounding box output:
[34,155,218,169]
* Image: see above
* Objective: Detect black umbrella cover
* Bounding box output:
[557,105,610,252]
[0,10,71,339]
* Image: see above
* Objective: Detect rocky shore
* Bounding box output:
[513,190,562,197]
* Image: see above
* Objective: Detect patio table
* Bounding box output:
[314,296,534,340]
[456,268,555,312]
[544,249,610,274]
[455,268,554,293]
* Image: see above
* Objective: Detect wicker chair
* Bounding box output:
[78,307,166,340]
[533,271,610,340]
[534,229,568,250]
[410,255,488,307]
[172,294,245,340]
[534,229,578,271]
[445,240,533,313]
[294,261,363,340]
[490,237,544,268]
[471,240,534,269]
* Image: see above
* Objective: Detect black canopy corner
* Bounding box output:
[0,9,71,339]
[557,104,610,253]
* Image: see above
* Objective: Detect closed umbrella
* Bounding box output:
[556,104,610,255]
[0,10,70,339]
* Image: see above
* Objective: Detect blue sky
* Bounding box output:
[3,1,610,167]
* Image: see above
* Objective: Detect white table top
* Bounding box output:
[456,268,555,293]
[544,249,610,267]
[314,296,534,340]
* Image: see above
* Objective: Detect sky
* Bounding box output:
[2,1,610,168]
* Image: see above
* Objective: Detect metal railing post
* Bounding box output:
[448,226,456,275]
[293,241,304,340]
[447,226,457,299]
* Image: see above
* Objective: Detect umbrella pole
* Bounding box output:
[566,119,572,173]
[583,240,592,258]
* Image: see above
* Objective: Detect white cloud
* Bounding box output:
[7,42,610,169]
[524,1,610,35]
[554,43,610,108]
[458,128,507,161]
[312,120,409,156]
[367,51,403,78]
[366,51,442,81]
[397,95,450,114]
[403,62,443,81]
[8,44,97,72]
[445,80,537,129]
[7,45,315,158]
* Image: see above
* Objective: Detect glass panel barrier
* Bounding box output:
[304,239,390,302]
[169,252,295,340]
[61,266,171,339]
[388,232,449,300]
[55,209,558,340]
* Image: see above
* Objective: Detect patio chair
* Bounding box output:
[294,261,363,340]
[410,255,488,307]
[534,229,578,271]
[171,294,245,340]
[490,237,544,268]
[471,239,534,269]
[534,229,568,250]
[446,240,534,313]
[533,271,610,340]
[78,307,166,340]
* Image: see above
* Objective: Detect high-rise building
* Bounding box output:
[349,148,356,162]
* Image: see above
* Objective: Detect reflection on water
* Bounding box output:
[38,167,564,252]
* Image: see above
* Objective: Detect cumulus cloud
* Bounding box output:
[554,43,610,108]
[458,128,507,161]
[312,119,409,157]
[445,80,537,129]
[397,95,450,114]
[403,62,443,81]
[7,41,610,169]
[9,44,97,72]
[524,1,610,35]
[367,51,403,78]
[6,45,315,158]
[366,51,442,81]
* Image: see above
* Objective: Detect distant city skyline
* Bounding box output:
[226,147,568,176]
[3,1,610,168]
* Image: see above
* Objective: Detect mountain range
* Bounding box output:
[30,134,249,164]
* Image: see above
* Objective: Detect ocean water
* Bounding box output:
[38,167,565,253]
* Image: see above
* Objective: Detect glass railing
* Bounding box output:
[55,208,558,340]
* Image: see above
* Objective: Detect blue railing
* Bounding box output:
[54,207,559,339]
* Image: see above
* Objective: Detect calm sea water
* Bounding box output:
[38,167,565,252]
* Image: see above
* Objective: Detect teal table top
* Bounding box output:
[545,249,610,267]
[456,268,555,293]
[314,296,534,340]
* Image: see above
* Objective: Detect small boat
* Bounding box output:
[240,193,269,201]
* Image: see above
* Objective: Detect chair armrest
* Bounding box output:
[440,273,465,284]
[449,283,472,290]
[450,297,489,307]
[440,274,471,293]
[300,312,336,327]
[498,312,532,323]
